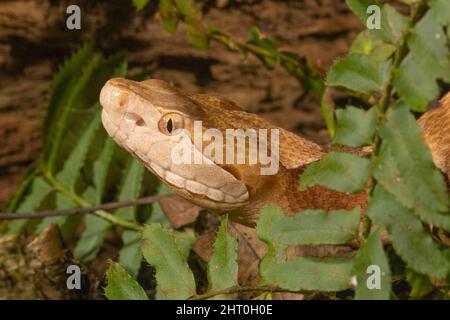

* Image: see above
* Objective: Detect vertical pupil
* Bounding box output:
[167,118,173,133]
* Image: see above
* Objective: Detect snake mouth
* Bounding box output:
[143,159,249,204]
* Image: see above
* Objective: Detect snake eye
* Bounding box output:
[158,112,184,135]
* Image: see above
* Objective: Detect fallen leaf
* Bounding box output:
[159,195,202,228]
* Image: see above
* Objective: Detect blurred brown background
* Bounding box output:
[0,0,366,209]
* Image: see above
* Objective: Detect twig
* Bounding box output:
[0,195,170,220]
[0,195,172,231]
[189,286,305,300]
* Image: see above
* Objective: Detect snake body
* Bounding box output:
[100,78,449,226]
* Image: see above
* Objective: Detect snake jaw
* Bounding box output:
[100,78,250,208]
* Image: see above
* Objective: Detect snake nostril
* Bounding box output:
[136,118,145,127]
[109,89,128,110]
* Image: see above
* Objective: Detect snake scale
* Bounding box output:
[100,78,450,226]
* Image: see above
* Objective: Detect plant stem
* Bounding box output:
[174,0,325,96]
[208,32,324,95]
[362,0,428,239]
[40,168,144,231]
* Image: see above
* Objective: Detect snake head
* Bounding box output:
[99,78,250,212]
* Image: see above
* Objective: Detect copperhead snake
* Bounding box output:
[99,78,450,227]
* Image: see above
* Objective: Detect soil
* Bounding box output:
[0,0,363,208]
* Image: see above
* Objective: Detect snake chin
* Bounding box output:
[143,159,249,205]
[165,182,251,213]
